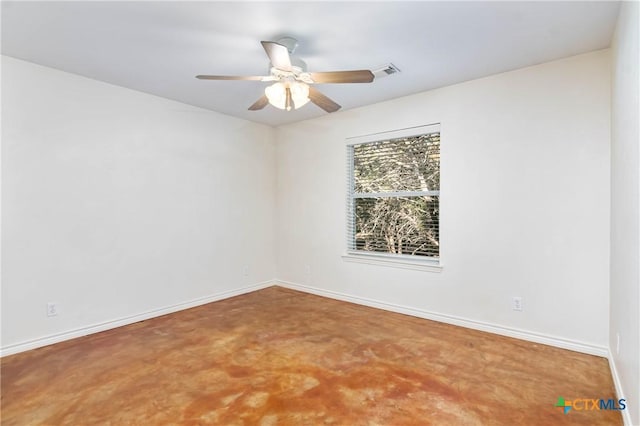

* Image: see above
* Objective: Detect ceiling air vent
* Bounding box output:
[373,63,401,79]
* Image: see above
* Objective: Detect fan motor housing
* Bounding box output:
[277,36,299,54]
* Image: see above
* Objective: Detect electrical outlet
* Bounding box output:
[616,333,620,355]
[512,297,523,312]
[242,265,249,277]
[47,302,58,317]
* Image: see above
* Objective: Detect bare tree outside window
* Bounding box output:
[347,132,440,259]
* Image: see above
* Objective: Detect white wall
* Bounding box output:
[1,56,276,354]
[276,50,611,354]
[610,2,640,425]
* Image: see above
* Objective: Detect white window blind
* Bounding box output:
[346,125,440,260]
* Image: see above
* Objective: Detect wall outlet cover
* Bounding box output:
[512,297,523,311]
[47,302,58,317]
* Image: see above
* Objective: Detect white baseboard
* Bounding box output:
[0,280,276,357]
[3,278,611,361]
[276,280,609,358]
[608,350,634,426]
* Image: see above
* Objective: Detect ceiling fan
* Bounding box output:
[196,37,375,113]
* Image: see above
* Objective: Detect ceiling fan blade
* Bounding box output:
[248,95,269,111]
[261,41,292,72]
[308,87,341,113]
[310,70,375,84]
[196,75,267,81]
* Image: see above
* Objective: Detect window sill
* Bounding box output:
[341,252,443,272]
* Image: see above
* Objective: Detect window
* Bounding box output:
[346,125,440,266]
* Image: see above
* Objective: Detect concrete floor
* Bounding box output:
[1,286,622,425]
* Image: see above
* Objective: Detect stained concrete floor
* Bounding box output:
[1,286,622,425]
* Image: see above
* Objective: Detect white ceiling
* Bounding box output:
[1,1,620,127]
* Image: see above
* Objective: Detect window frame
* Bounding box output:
[343,124,442,272]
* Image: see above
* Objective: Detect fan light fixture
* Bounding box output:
[265,81,310,111]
